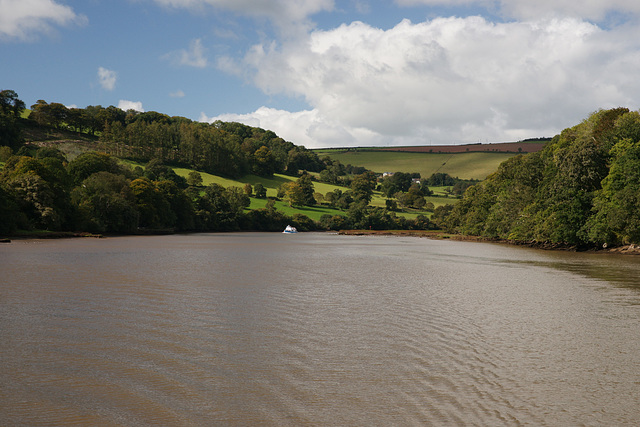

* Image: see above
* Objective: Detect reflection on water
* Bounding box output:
[1,233,639,426]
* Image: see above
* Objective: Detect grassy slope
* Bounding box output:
[315,150,515,180]
[175,167,450,220]
[123,159,459,220]
[248,197,347,221]
[172,168,364,220]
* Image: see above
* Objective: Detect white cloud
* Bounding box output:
[164,38,208,68]
[170,89,186,98]
[201,107,382,148]
[97,67,117,91]
[0,0,87,41]
[118,100,145,112]
[212,16,640,147]
[395,0,640,22]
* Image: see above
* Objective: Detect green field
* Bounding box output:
[171,168,347,199]
[248,197,348,221]
[177,165,451,219]
[315,149,515,180]
[124,160,458,219]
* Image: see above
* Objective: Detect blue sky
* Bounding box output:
[3,1,640,148]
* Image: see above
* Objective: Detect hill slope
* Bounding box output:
[315,149,517,180]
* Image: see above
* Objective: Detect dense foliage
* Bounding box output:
[0,91,434,235]
[0,90,25,150]
[435,108,640,247]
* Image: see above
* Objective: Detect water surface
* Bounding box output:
[1,233,639,425]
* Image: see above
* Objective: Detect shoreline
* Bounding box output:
[0,231,103,242]
[337,229,640,255]
[4,228,640,255]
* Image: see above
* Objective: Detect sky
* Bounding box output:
[2,1,640,148]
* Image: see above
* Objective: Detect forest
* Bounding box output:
[433,107,640,248]
[5,89,640,248]
[0,90,432,236]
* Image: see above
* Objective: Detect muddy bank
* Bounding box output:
[1,231,103,241]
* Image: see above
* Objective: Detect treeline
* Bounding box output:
[433,108,640,248]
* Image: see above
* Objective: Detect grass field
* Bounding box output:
[171,168,348,199]
[126,160,457,219]
[172,165,454,220]
[248,197,346,221]
[315,149,515,180]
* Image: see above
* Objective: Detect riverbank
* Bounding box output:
[337,229,640,254]
[0,231,103,241]
[5,228,640,255]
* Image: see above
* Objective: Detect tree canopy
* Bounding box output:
[436,108,640,247]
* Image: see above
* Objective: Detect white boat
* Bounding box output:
[283,225,298,234]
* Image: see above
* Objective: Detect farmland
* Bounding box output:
[315,149,519,180]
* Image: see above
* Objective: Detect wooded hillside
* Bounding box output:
[434,108,640,247]
[0,91,436,235]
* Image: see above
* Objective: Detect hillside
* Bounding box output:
[1,96,445,236]
[435,108,640,248]
[314,149,517,180]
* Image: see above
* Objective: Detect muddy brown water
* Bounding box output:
[1,233,639,425]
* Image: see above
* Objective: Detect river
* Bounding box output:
[1,233,639,426]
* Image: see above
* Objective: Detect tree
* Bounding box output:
[586,138,640,245]
[0,90,25,118]
[130,178,173,229]
[253,145,276,176]
[281,181,305,207]
[36,147,67,163]
[0,185,21,234]
[5,172,60,230]
[254,182,267,198]
[286,146,323,174]
[29,100,68,129]
[350,171,377,204]
[296,172,316,206]
[426,173,456,186]
[67,152,127,184]
[319,169,337,184]
[0,90,25,149]
[319,214,350,231]
[336,191,354,210]
[144,159,187,188]
[314,192,324,205]
[1,155,73,230]
[244,183,253,196]
[195,183,242,230]
[0,146,11,162]
[187,171,203,187]
[380,172,412,197]
[157,180,195,231]
[66,108,89,133]
[72,172,139,233]
[226,186,251,214]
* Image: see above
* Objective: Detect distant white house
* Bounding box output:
[382,172,394,177]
